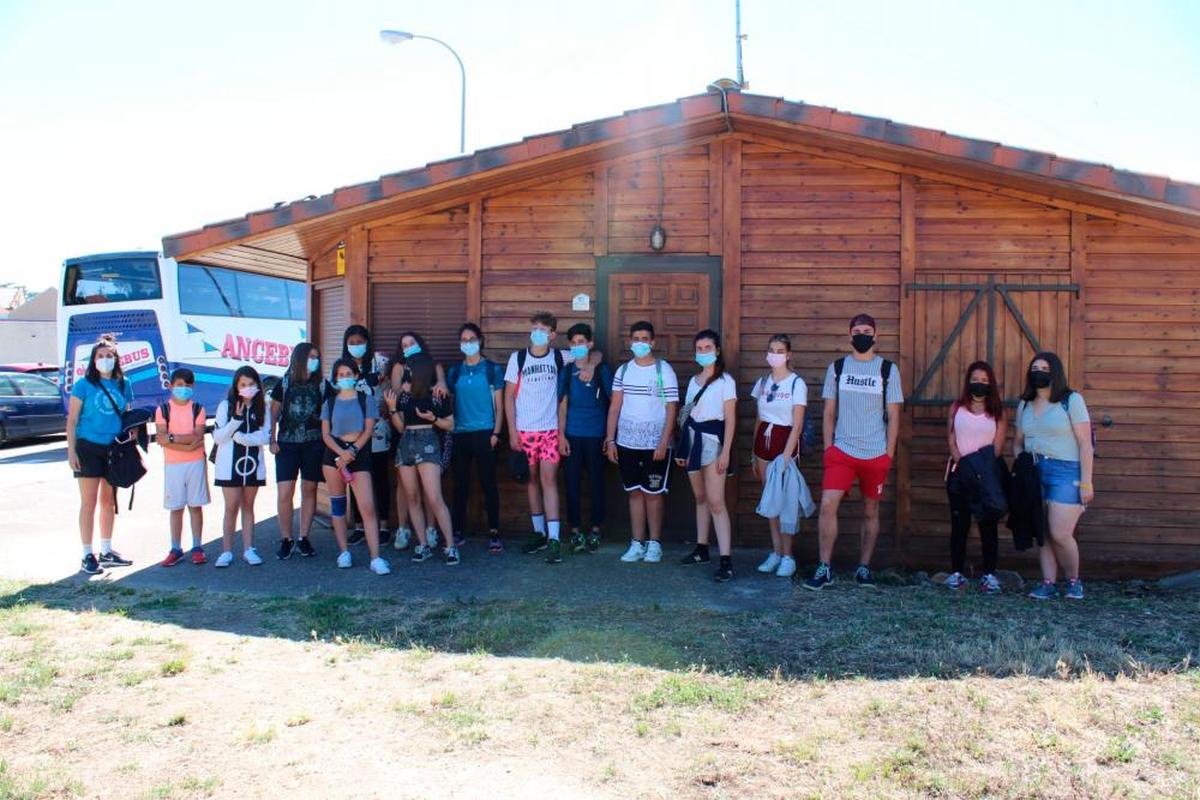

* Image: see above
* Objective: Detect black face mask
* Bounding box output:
[851,333,875,354]
[968,382,989,398]
[1030,371,1052,389]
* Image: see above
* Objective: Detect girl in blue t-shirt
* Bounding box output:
[66,338,135,575]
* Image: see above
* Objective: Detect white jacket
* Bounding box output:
[212,399,272,484]
[756,455,816,534]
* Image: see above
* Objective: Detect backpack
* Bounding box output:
[513,348,564,400]
[324,391,369,430]
[832,355,894,424]
[97,380,149,510]
[756,373,819,455]
[159,400,202,431]
[448,360,503,393]
[1018,392,1097,456]
[616,359,667,403]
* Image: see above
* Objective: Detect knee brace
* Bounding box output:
[330,495,347,518]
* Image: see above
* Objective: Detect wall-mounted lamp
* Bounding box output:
[649,225,666,251]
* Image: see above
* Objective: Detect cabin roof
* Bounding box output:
[162,90,1200,278]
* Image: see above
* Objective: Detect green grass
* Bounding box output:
[0,759,84,799]
[159,659,187,678]
[244,725,276,745]
[633,673,760,713]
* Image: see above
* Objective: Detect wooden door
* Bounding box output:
[315,282,347,366]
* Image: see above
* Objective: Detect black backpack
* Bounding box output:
[97,381,149,510]
[833,356,894,420]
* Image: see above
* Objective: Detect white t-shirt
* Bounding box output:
[750,371,808,426]
[613,359,679,449]
[685,373,738,421]
[504,349,576,433]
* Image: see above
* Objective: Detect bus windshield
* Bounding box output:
[63,256,162,305]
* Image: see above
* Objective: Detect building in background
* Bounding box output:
[0,288,57,364]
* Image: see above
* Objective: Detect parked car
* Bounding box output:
[0,363,60,384]
[0,371,67,445]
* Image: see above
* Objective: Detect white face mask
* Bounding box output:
[95,357,116,374]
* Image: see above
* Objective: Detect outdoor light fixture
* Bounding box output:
[379,28,467,154]
[649,225,666,251]
[649,150,667,252]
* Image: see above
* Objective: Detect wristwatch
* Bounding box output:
[167,433,175,444]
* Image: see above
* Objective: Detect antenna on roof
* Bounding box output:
[735,0,748,89]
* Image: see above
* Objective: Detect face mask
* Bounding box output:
[695,352,717,367]
[238,385,259,399]
[766,352,787,368]
[459,341,480,357]
[851,333,875,354]
[95,357,116,374]
[968,382,989,398]
[335,377,357,391]
[1030,371,1052,389]
[630,341,652,359]
[347,343,367,359]
[306,357,320,374]
[403,344,421,359]
[530,329,551,347]
[172,386,194,401]
[570,344,589,361]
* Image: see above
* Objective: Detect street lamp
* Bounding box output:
[379,29,466,154]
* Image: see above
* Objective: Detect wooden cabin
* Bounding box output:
[163,89,1200,578]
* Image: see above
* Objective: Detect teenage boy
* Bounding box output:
[605,321,679,564]
[557,323,614,554]
[804,313,903,590]
[154,368,210,566]
[449,323,506,554]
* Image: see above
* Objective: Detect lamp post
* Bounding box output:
[379,29,466,154]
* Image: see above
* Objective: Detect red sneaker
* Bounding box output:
[190,548,207,565]
[160,549,186,568]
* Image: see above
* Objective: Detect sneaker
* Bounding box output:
[714,559,734,583]
[680,545,710,565]
[160,549,186,568]
[336,550,352,569]
[411,544,434,563]
[643,540,663,563]
[392,528,412,551]
[276,539,294,560]
[1028,581,1059,601]
[545,539,563,565]
[854,564,876,589]
[190,547,207,565]
[295,538,316,558]
[620,540,646,563]
[81,553,104,575]
[980,574,1002,595]
[369,556,391,575]
[1064,578,1084,601]
[776,556,797,578]
[569,530,587,554]
[586,531,600,553]
[444,547,461,566]
[521,532,548,554]
[945,571,968,590]
[98,550,132,568]
[426,527,440,549]
[378,528,393,547]
[348,529,365,545]
[802,563,833,591]
[488,536,504,555]
[214,551,234,568]
[243,548,263,566]
[757,553,782,574]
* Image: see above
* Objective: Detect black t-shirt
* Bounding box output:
[397,393,451,427]
[270,376,323,444]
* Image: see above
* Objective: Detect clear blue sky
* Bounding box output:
[1,0,1197,290]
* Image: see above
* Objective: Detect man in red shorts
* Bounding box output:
[803,313,903,590]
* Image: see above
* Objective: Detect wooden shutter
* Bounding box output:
[371,282,467,366]
[316,282,347,364]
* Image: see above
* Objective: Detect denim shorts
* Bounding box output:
[396,427,441,468]
[1037,456,1082,505]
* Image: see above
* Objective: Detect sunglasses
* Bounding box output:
[766,382,780,402]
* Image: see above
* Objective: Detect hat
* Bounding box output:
[848,313,877,332]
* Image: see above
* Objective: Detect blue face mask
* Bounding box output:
[335,377,356,391]
[171,386,194,401]
[403,344,421,359]
[695,352,717,367]
[460,341,480,357]
[347,343,367,359]
[569,344,589,361]
[630,341,652,359]
[530,329,551,347]
[306,357,320,374]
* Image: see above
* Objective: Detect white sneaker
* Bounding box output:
[243,547,263,566]
[776,556,797,578]
[336,550,352,569]
[392,527,412,551]
[757,553,782,573]
[945,571,968,590]
[214,551,234,568]
[644,540,663,563]
[369,557,391,575]
[426,527,439,549]
[620,540,646,562]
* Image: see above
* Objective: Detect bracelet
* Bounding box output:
[1079,482,1093,490]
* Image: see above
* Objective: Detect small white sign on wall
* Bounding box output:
[572,293,591,312]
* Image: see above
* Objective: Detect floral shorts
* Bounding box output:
[519,430,560,467]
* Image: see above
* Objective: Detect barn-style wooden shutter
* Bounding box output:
[316,282,347,367]
[371,282,467,368]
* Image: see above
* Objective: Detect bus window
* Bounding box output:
[286,281,307,321]
[235,272,291,320]
[178,263,240,317]
[64,257,162,305]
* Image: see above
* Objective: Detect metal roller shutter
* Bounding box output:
[371,282,467,367]
[316,283,347,365]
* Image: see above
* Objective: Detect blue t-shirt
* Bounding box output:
[558,362,613,438]
[450,360,503,433]
[71,377,134,445]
